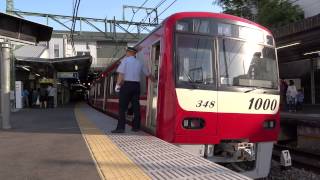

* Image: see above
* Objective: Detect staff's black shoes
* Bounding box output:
[131,128,140,132]
[111,129,125,133]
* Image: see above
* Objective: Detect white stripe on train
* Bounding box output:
[176,88,280,114]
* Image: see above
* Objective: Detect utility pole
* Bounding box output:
[0,42,12,129]
[6,0,14,14]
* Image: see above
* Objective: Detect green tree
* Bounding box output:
[214,0,304,28]
[256,0,304,28]
[214,0,257,21]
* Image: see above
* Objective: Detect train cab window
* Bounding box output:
[175,34,216,89]
[218,38,278,89]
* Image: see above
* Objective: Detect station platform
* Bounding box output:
[0,103,251,180]
[280,104,320,127]
[279,105,320,150]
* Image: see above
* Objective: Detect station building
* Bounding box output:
[275,0,320,104]
[12,30,144,107]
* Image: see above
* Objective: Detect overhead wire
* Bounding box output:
[156,0,177,18]
[126,0,167,33]
[110,0,177,64]
[70,0,81,48]
[111,0,151,59]
[70,0,77,47]
[140,0,177,32]
[139,0,167,25]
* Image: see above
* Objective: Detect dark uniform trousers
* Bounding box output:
[117,81,141,130]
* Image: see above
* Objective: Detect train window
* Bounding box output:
[266,35,274,46]
[218,23,232,36]
[176,18,211,34]
[109,75,114,95]
[193,19,210,34]
[176,20,190,31]
[100,79,105,97]
[239,26,264,43]
[109,72,117,96]
[97,83,101,96]
[218,38,278,89]
[175,34,216,89]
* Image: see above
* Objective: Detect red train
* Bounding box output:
[89,12,280,179]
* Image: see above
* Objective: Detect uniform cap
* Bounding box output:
[126,47,137,53]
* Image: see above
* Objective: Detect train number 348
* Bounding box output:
[196,100,215,108]
[248,98,277,111]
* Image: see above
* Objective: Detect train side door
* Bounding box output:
[146,41,161,133]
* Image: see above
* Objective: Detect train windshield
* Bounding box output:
[175,34,216,88]
[175,34,278,89]
[218,38,278,89]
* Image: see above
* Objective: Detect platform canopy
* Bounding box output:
[15,55,92,83]
[274,14,320,63]
[0,12,52,44]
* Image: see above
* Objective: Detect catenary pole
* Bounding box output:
[0,42,12,129]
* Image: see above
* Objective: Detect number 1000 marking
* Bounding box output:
[249,98,277,110]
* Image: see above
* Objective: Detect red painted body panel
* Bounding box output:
[89,12,280,146]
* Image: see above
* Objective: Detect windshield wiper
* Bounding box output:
[183,71,200,89]
[184,72,194,83]
[244,87,266,93]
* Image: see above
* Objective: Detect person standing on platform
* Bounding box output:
[296,89,304,111]
[39,86,48,109]
[47,84,56,108]
[111,47,155,133]
[32,88,39,107]
[22,88,30,108]
[286,80,298,112]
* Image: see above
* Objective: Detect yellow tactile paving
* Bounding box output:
[74,105,151,180]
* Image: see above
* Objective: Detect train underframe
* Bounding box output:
[177,141,274,179]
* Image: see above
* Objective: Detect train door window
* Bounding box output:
[147,41,161,132]
[137,50,148,95]
[109,75,114,96]
[100,80,105,98]
[97,83,101,96]
[106,75,110,97]
[109,72,117,96]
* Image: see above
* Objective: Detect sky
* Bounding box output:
[0,0,222,32]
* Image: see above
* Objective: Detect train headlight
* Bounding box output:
[182,118,205,129]
[263,120,276,129]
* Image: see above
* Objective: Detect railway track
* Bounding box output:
[273,144,320,174]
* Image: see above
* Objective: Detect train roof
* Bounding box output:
[95,12,272,82]
[163,12,271,34]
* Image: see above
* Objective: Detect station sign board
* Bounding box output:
[57,72,78,79]
[39,78,55,84]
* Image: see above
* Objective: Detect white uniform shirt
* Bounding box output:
[116,56,150,82]
[47,86,55,97]
[286,85,297,98]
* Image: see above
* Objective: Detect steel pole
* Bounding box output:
[0,43,12,129]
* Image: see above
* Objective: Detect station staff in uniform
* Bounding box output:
[112,47,155,133]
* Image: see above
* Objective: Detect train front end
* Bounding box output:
[163,13,280,179]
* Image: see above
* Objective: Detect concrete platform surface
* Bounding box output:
[0,105,100,180]
[0,103,252,180]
